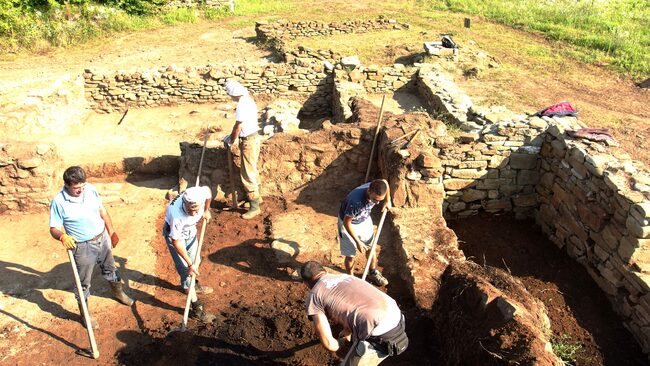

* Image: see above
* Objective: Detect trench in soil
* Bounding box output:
[113,193,441,366]
[108,182,649,365]
[449,212,647,366]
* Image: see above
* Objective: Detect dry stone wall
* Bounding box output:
[178,123,372,204]
[0,142,60,213]
[255,17,409,43]
[537,126,650,354]
[415,62,650,358]
[84,62,333,116]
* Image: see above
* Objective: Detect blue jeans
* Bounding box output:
[162,223,197,290]
[72,230,119,301]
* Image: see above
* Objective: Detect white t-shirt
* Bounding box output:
[235,95,259,138]
[164,186,211,241]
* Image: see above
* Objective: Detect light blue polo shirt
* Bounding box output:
[49,183,106,241]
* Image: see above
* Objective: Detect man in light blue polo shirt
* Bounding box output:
[49,166,133,329]
[338,179,391,287]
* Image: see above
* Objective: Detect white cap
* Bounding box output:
[225,79,248,97]
[182,186,204,206]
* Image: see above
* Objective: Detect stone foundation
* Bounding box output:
[0,142,60,213]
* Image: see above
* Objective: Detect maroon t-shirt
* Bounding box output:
[306,273,400,341]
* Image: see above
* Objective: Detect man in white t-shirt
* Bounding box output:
[163,185,215,322]
[223,79,262,219]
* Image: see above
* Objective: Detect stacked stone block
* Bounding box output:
[537,122,650,354]
[84,62,333,116]
[0,142,60,213]
[255,17,409,43]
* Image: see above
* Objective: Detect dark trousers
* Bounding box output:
[73,230,119,301]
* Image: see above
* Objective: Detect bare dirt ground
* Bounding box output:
[1,8,649,365]
[449,212,648,366]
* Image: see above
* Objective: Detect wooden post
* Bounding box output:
[364,95,386,182]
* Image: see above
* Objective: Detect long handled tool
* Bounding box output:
[195,126,210,187]
[364,95,386,182]
[227,149,238,209]
[402,129,421,150]
[67,250,99,359]
[390,128,418,145]
[180,218,208,331]
[177,125,211,332]
[361,209,388,281]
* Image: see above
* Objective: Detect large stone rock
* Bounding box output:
[262,99,302,132]
[577,203,608,232]
[444,179,476,190]
[509,153,538,170]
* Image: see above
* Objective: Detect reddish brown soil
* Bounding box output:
[110,198,438,365]
[449,212,647,366]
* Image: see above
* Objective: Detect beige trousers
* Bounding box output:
[239,135,260,200]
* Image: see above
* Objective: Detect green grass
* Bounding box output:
[1,0,647,78]
[418,0,650,78]
[551,334,582,365]
[160,8,198,25]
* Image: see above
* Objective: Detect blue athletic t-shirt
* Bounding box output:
[49,183,106,241]
[338,183,376,224]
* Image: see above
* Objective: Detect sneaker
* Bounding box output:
[367,269,389,287]
[190,301,216,323]
[195,282,213,295]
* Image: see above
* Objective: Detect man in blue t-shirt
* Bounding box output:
[49,166,133,329]
[338,179,391,287]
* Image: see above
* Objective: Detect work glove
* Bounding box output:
[111,232,120,248]
[60,234,76,250]
[222,135,232,150]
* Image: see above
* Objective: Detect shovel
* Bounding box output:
[170,125,211,333]
[68,250,100,359]
[176,217,208,332]
[361,209,388,282]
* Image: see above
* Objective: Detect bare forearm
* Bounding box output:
[173,239,194,266]
[230,122,242,142]
[99,206,115,234]
[344,217,361,246]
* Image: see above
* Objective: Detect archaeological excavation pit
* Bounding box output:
[104,92,648,365]
[3,16,650,366]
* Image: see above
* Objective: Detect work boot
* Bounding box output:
[242,198,261,220]
[367,269,389,287]
[109,280,134,306]
[190,300,216,323]
[77,301,99,330]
